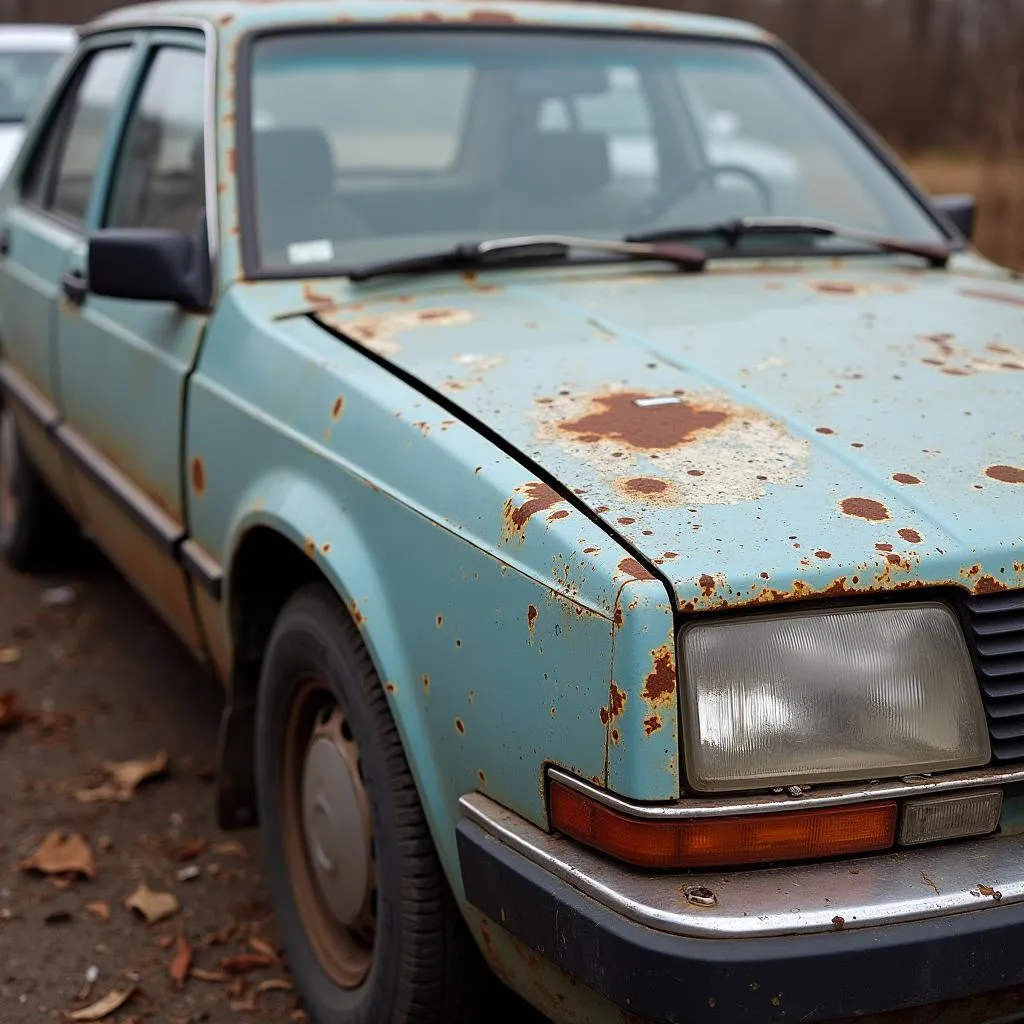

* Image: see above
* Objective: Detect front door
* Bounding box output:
[0,42,136,514]
[54,34,211,654]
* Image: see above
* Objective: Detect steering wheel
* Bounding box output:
[643,163,774,226]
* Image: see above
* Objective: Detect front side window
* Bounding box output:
[245,30,946,274]
[44,47,134,224]
[106,46,206,234]
[0,49,68,124]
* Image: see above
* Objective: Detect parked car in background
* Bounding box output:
[0,2,1022,1023]
[0,25,76,180]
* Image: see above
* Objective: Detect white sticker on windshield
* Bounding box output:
[287,239,334,265]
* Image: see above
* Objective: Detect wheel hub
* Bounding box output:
[0,409,18,537]
[302,728,371,927]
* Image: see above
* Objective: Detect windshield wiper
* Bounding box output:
[345,234,706,282]
[626,216,953,268]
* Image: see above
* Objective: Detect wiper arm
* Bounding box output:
[346,234,706,282]
[627,216,952,268]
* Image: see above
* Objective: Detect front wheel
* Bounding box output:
[255,583,485,1023]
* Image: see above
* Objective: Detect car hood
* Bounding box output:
[311,259,1024,610]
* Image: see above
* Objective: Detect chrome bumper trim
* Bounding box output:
[460,791,1024,938]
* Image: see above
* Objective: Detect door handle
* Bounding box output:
[61,268,88,306]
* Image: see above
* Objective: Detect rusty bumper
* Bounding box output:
[457,793,1024,1023]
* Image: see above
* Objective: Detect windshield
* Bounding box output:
[245,30,946,274]
[0,49,66,124]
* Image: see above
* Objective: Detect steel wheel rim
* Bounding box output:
[0,409,18,540]
[280,676,377,989]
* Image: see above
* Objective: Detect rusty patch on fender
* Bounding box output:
[618,557,654,581]
[534,387,808,507]
[190,456,206,496]
[468,8,518,22]
[643,714,663,736]
[331,395,345,420]
[349,600,365,627]
[899,528,923,544]
[609,684,626,719]
[455,718,465,735]
[986,465,1024,484]
[892,473,921,485]
[698,574,717,597]
[840,497,891,522]
[547,510,569,521]
[642,646,675,707]
[504,482,565,539]
[527,604,538,638]
[302,282,335,312]
[975,576,1008,594]
[808,280,907,296]
[599,706,610,725]
[319,306,474,356]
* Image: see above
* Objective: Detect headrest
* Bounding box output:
[254,127,335,200]
[507,132,609,197]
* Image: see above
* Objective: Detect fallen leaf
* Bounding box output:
[155,935,175,950]
[200,922,238,948]
[0,646,21,664]
[219,952,273,974]
[63,986,134,1021]
[21,832,96,879]
[256,978,293,995]
[229,987,258,1013]
[248,936,280,964]
[77,752,169,803]
[125,883,179,924]
[0,691,25,730]
[226,977,245,998]
[171,838,206,862]
[74,785,120,804]
[168,932,192,990]
[97,836,113,853]
[190,968,228,983]
[84,900,110,923]
[210,840,248,859]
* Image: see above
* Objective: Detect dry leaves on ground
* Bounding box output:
[21,832,97,880]
[63,986,135,1021]
[0,646,21,664]
[83,900,110,922]
[168,932,193,990]
[125,882,180,924]
[75,751,169,804]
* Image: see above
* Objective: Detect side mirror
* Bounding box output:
[87,225,212,311]
[932,193,976,243]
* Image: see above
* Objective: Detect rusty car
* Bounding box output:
[1,1,1024,1022]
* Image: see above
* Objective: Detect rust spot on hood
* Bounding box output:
[698,574,716,597]
[892,473,921,485]
[642,646,676,707]
[504,482,565,536]
[960,287,1024,308]
[527,604,538,637]
[618,557,654,581]
[898,528,923,544]
[986,465,1024,484]
[559,392,727,449]
[623,476,670,495]
[302,283,335,311]
[321,306,474,356]
[840,497,891,522]
[468,7,517,21]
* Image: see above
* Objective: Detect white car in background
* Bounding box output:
[0,25,77,180]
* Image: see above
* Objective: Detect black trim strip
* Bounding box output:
[0,361,60,431]
[56,424,183,559]
[457,818,1024,1023]
[181,539,223,601]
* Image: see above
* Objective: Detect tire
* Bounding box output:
[255,583,487,1024]
[0,405,79,572]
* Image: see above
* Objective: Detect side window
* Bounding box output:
[48,48,135,223]
[106,47,206,234]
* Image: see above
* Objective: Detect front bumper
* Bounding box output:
[458,793,1024,1022]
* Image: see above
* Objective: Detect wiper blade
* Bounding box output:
[346,234,706,282]
[627,216,952,268]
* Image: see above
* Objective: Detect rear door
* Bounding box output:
[0,40,137,513]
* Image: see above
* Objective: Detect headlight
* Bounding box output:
[682,603,990,793]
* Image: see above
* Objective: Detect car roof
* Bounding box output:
[86,0,768,43]
[0,24,77,51]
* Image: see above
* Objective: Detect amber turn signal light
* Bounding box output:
[549,780,898,869]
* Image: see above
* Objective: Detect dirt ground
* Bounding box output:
[0,549,546,1023]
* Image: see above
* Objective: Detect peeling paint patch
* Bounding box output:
[986,465,1024,484]
[527,604,538,638]
[534,387,808,506]
[918,332,1024,375]
[892,473,921,485]
[609,684,626,719]
[840,497,891,522]
[320,306,474,356]
[618,557,654,581]
[642,646,676,707]
[503,481,566,539]
[644,714,663,736]
[898,528,923,544]
[444,352,507,391]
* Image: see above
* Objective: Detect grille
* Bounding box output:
[962,589,1024,762]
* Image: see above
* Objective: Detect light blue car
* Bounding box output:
[1,2,1023,1022]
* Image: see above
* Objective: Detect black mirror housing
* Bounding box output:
[87,225,212,311]
[932,193,976,243]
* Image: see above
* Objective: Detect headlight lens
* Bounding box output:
[682,603,990,792]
